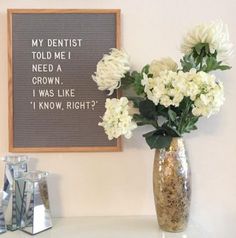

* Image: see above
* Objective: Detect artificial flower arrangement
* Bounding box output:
[92,21,233,149]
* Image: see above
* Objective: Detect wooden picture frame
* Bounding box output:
[8,9,121,152]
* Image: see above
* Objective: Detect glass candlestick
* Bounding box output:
[2,155,29,231]
[17,171,52,235]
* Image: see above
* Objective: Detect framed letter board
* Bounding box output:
[8,9,121,152]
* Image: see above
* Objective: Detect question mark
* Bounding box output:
[91,100,98,110]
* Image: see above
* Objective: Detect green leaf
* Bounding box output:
[190,116,199,124]
[120,72,134,88]
[194,43,204,55]
[182,122,198,133]
[141,64,150,74]
[127,97,144,108]
[191,125,197,130]
[168,109,177,122]
[144,134,172,149]
[204,56,219,72]
[193,43,209,55]
[131,71,140,78]
[178,97,192,113]
[181,42,232,73]
[133,114,157,127]
[156,104,169,118]
[143,127,168,137]
[195,55,202,67]
[143,129,158,138]
[204,44,210,54]
[132,71,144,95]
[162,123,181,137]
[180,54,197,72]
[218,65,231,71]
[139,100,156,120]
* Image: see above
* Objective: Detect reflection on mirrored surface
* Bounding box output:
[0,191,6,234]
[1,155,29,231]
[17,171,52,235]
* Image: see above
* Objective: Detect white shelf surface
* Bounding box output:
[2,216,209,238]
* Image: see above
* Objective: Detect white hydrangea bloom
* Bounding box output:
[181,69,202,100]
[92,49,131,95]
[141,71,185,107]
[191,73,224,117]
[149,57,178,77]
[99,97,137,140]
[141,73,165,105]
[141,69,224,117]
[181,20,233,63]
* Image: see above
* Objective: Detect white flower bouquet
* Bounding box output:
[93,20,233,149]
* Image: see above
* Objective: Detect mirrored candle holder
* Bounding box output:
[16,171,52,235]
[0,191,6,234]
[2,155,29,231]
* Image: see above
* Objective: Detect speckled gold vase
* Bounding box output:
[153,137,191,232]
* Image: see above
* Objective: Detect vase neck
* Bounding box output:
[165,137,184,152]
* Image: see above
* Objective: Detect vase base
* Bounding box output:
[159,224,187,233]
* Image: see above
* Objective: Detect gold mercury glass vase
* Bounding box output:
[153,137,191,232]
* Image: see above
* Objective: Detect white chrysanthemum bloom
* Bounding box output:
[149,57,178,77]
[181,20,233,63]
[191,74,224,117]
[92,49,131,95]
[99,97,137,140]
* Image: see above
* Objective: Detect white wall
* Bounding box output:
[0,0,236,236]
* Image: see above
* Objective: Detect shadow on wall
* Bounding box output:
[47,173,62,217]
[124,126,153,150]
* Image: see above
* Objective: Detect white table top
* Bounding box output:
[1,216,209,238]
